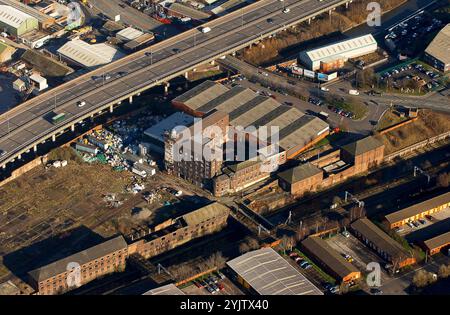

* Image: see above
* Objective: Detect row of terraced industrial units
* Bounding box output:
[384,192,450,229]
[351,218,416,268]
[422,231,450,256]
[301,236,361,284]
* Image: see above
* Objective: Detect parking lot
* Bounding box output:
[326,234,391,290]
[181,272,244,295]
[397,206,450,237]
[385,11,444,56]
[379,61,446,94]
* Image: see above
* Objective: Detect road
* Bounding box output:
[0,0,354,168]
[220,55,387,135]
[87,0,179,37]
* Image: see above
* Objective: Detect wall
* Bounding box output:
[0,155,48,187]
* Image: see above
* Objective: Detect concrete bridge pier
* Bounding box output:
[17,154,21,160]
[109,105,114,113]
[308,18,311,25]
[71,124,75,132]
[129,95,133,104]
[52,134,56,142]
[210,60,215,66]
[33,145,37,152]
[1,164,5,169]
[184,72,189,80]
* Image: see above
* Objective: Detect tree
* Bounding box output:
[438,264,450,279]
[412,270,437,288]
[280,235,295,253]
[239,242,250,254]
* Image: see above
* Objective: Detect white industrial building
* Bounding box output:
[0,5,38,37]
[116,26,144,42]
[299,34,378,71]
[57,39,125,68]
[30,73,48,91]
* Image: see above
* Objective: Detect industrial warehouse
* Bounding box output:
[128,202,230,259]
[226,247,323,295]
[384,191,450,229]
[351,218,416,269]
[278,136,385,196]
[422,231,450,256]
[28,236,128,295]
[301,236,361,284]
[424,23,450,72]
[172,80,330,158]
[299,34,378,71]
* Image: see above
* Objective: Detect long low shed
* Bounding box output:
[301,236,361,283]
[384,192,450,229]
[422,231,450,255]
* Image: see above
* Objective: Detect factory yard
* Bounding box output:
[0,153,211,283]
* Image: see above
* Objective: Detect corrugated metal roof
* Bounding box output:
[116,27,144,41]
[0,0,51,23]
[278,162,322,184]
[227,247,323,295]
[301,236,360,280]
[385,192,450,225]
[57,39,125,68]
[303,34,377,63]
[182,202,230,226]
[143,283,185,295]
[425,24,450,66]
[173,80,229,109]
[0,4,36,28]
[28,236,128,283]
[174,81,329,152]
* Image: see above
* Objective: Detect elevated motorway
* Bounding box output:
[0,0,353,169]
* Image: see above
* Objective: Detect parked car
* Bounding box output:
[370,288,383,295]
[425,215,434,221]
[418,219,426,225]
[289,252,299,257]
[343,254,354,263]
[412,221,420,228]
[295,257,303,263]
[407,221,414,228]
[342,231,350,238]
[206,285,216,294]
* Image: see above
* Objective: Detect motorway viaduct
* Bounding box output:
[0,0,355,169]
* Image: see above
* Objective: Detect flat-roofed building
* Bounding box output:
[424,24,450,72]
[301,236,361,284]
[226,247,323,295]
[299,34,377,71]
[0,5,38,36]
[57,39,125,68]
[384,192,450,229]
[278,162,323,196]
[143,283,185,295]
[351,218,416,268]
[28,236,128,295]
[422,231,450,255]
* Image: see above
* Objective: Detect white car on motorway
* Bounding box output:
[77,101,86,108]
[282,8,290,13]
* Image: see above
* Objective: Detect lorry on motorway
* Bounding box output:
[201,27,211,33]
[52,113,66,124]
[348,89,360,95]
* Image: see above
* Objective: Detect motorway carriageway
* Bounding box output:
[0,0,349,166]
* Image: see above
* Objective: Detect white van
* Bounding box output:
[349,89,360,95]
[201,27,211,33]
[77,100,86,108]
